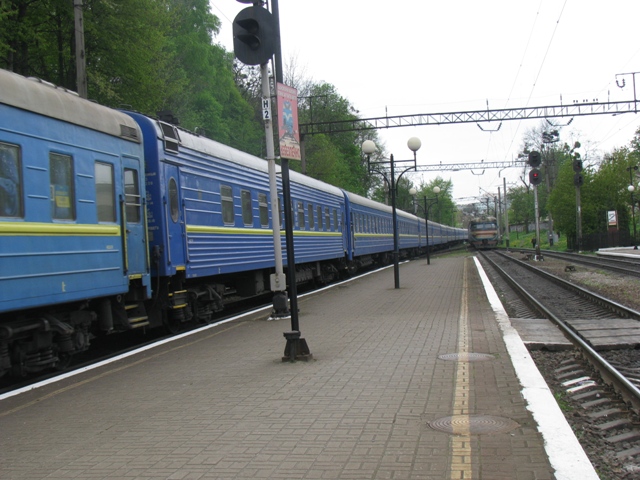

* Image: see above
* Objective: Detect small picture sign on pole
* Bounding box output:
[277,83,301,161]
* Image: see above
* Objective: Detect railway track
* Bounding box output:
[513,247,640,278]
[478,250,640,477]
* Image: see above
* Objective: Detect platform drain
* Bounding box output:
[438,352,495,362]
[429,415,520,435]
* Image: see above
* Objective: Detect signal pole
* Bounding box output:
[504,177,510,251]
[233,0,310,361]
[528,151,543,260]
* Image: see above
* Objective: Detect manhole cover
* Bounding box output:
[429,415,520,435]
[438,352,495,362]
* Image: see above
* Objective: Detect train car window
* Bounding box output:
[95,162,115,222]
[159,121,180,153]
[124,168,141,223]
[0,142,23,218]
[317,205,323,231]
[325,207,330,231]
[221,184,234,225]
[308,204,314,229]
[258,193,269,227]
[334,209,338,231]
[241,190,252,226]
[297,202,304,229]
[49,153,75,220]
[169,178,179,223]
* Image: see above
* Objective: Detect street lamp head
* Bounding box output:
[433,186,441,195]
[409,187,417,196]
[362,140,377,155]
[407,137,422,153]
[629,185,635,193]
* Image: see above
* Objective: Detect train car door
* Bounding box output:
[163,164,186,272]
[122,157,147,276]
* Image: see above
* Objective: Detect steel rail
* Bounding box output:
[480,251,640,413]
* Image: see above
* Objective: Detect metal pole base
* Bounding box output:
[268,292,290,321]
[282,331,312,362]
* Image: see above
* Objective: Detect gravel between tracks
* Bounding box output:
[501,251,640,312]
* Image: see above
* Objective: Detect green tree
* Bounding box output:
[303,134,351,187]
[156,0,263,153]
[84,0,171,113]
[549,146,634,244]
[411,177,455,226]
[508,185,535,233]
[295,82,380,195]
[1,0,77,83]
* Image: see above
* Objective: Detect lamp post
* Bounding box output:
[410,186,440,264]
[362,138,420,289]
[628,165,638,249]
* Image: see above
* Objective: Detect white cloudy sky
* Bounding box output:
[210,0,640,202]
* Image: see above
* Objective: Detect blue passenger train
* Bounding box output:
[0,69,466,377]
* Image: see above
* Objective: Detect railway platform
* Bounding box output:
[0,255,599,479]
[598,246,640,258]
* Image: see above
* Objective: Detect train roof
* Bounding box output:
[142,116,345,198]
[0,68,141,143]
[343,191,393,214]
[344,191,422,222]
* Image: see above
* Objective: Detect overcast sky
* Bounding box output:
[211,0,640,202]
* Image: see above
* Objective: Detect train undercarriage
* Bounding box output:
[0,257,353,378]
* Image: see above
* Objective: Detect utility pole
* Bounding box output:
[73,0,87,98]
[504,177,510,251]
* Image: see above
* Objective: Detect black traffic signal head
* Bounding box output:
[574,173,584,187]
[233,6,276,66]
[529,168,542,186]
[573,159,583,173]
[528,151,541,168]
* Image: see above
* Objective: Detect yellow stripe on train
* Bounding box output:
[0,222,120,236]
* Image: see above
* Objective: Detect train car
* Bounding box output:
[125,111,348,327]
[343,191,394,272]
[397,209,422,255]
[468,216,499,249]
[0,69,151,376]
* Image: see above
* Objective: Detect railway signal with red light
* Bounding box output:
[573,159,583,173]
[529,168,542,186]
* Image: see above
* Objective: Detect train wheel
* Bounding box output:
[162,311,182,334]
[55,352,72,371]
